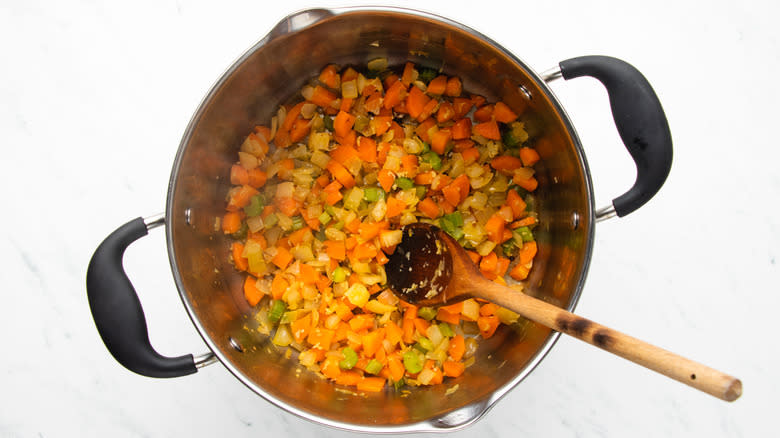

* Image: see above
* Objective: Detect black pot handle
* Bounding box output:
[86,216,198,378]
[559,55,673,217]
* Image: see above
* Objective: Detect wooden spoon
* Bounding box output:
[385,223,742,402]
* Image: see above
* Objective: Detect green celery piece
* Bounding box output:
[318,211,332,225]
[438,322,454,337]
[263,213,279,228]
[363,186,386,202]
[443,211,463,227]
[418,68,438,84]
[268,300,287,324]
[231,222,248,240]
[339,347,358,369]
[291,215,305,230]
[403,350,423,374]
[332,267,347,283]
[515,226,534,242]
[396,177,414,190]
[323,116,334,132]
[416,337,434,351]
[365,359,383,375]
[415,185,427,199]
[422,151,442,170]
[244,195,265,217]
[418,307,437,321]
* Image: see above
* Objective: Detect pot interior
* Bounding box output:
[166,8,593,430]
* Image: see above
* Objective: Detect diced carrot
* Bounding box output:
[427,75,447,95]
[416,98,438,123]
[308,327,335,351]
[471,94,487,108]
[287,227,310,246]
[436,101,455,123]
[477,315,500,339]
[415,118,437,143]
[473,120,501,140]
[325,190,343,206]
[243,275,263,306]
[357,136,377,163]
[480,303,499,317]
[445,76,462,97]
[383,80,407,110]
[402,318,416,344]
[321,356,342,379]
[349,314,375,332]
[291,313,312,343]
[452,97,473,119]
[493,101,518,123]
[498,205,514,223]
[510,216,537,229]
[357,376,386,393]
[377,141,391,166]
[430,129,452,155]
[506,189,527,219]
[253,125,272,142]
[334,110,356,138]
[485,213,506,244]
[401,62,416,86]
[518,241,538,265]
[430,173,452,192]
[280,102,305,134]
[230,164,249,185]
[401,154,419,177]
[334,370,362,387]
[377,169,395,193]
[330,144,360,167]
[271,274,288,300]
[359,221,386,241]
[387,354,405,382]
[372,115,393,136]
[318,64,341,89]
[353,242,378,260]
[289,117,311,143]
[417,197,441,219]
[436,308,460,325]
[385,196,406,219]
[227,185,259,211]
[448,334,465,361]
[384,320,403,346]
[451,118,472,140]
[403,304,418,320]
[414,171,435,186]
[473,105,494,122]
[423,360,444,385]
[451,174,470,203]
[460,147,480,165]
[247,168,267,189]
[519,147,541,167]
[513,174,539,192]
[326,160,355,189]
[261,205,275,219]
[495,256,510,277]
[276,158,295,180]
[413,318,430,335]
[299,263,320,285]
[222,211,242,234]
[491,155,523,173]
[362,329,385,358]
[443,360,465,378]
[389,122,405,142]
[441,183,461,207]
[345,236,358,250]
[479,251,498,277]
[509,263,530,281]
[275,197,299,217]
[466,250,481,265]
[406,85,430,119]
[341,67,359,82]
[271,246,293,270]
[309,85,339,108]
[454,139,475,153]
[324,240,346,261]
[231,242,248,271]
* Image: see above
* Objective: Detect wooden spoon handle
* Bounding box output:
[478,281,742,402]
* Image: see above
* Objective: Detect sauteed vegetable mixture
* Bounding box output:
[221,60,540,392]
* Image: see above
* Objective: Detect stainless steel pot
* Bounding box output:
[87,6,671,433]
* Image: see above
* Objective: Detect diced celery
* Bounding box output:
[418,307,437,321]
[244,194,265,217]
[415,185,427,199]
[365,359,383,375]
[421,151,442,170]
[395,177,414,190]
[318,211,331,225]
[331,267,347,283]
[438,322,454,337]
[231,222,248,240]
[403,350,423,374]
[291,215,305,230]
[418,67,438,84]
[339,347,358,369]
[416,337,434,351]
[263,213,279,228]
[444,211,463,227]
[323,116,334,132]
[363,186,386,202]
[343,187,364,211]
[501,241,518,257]
[514,226,534,243]
[268,300,287,324]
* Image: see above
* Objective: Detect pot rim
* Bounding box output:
[165,5,595,434]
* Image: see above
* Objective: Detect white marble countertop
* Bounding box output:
[2,0,777,436]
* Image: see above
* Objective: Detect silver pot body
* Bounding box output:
[165,7,593,432]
